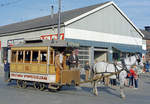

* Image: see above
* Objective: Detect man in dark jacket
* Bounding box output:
[69,50,79,69]
[4,59,10,82]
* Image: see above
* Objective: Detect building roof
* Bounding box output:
[0,1,144,38]
[140,29,150,40]
[0,2,109,36]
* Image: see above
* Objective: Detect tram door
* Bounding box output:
[49,49,55,74]
[38,50,47,74]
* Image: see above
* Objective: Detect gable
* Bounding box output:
[66,4,142,38]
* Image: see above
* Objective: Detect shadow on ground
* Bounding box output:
[145,82,150,85]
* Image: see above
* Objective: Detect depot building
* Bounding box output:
[0,1,144,67]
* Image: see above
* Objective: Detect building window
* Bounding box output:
[1,47,8,63]
[78,47,89,68]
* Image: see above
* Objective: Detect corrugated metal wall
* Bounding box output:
[67,5,141,38]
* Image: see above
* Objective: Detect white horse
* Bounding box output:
[92,55,138,98]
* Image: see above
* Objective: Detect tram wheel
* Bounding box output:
[17,80,22,88]
[17,80,27,88]
[39,83,45,91]
[33,82,39,89]
[33,82,45,91]
[22,81,27,89]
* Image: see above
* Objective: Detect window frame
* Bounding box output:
[11,50,17,63]
[50,49,54,65]
[40,50,47,64]
[17,50,24,63]
[24,50,31,63]
[32,50,39,63]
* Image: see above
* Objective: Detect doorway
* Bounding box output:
[94,49,108,62]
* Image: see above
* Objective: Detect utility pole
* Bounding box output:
[57,0,61,40]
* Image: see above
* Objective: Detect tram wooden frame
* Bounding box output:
[9,40,80,90]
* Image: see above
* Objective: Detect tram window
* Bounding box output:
[11,51,17,62]
[18,51,23,63]
[50,51,54,64]
[25,51,31,63]
[40,51,47,63]
[32,51,38,63]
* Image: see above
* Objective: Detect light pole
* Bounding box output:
[57,0,61,40]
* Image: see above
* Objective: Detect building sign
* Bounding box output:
[40,33,64,40]
[7,38,24,47]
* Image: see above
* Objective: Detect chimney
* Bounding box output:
[51,5,54,19]
[145,26,150,32]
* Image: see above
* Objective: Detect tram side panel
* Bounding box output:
[10,47,56,83]
[9,46,80,86]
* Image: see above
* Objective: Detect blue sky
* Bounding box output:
[0,0,149,29]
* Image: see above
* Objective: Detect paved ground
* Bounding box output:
[0,72,150,104]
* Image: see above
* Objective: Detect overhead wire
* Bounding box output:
[0,0,23,7]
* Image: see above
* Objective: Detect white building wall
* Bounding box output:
[65,28,142,46]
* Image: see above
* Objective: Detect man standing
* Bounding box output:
[55,52,63,83]
[59,51,64,67]
[4,59,10,82]
[129,66,135,88]
[69,50,79,69]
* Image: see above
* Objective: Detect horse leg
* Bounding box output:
[120,79,126,99]
[92,80,98,96]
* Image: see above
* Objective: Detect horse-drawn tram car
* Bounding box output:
[9,40,80,91]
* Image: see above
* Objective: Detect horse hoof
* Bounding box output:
[122,97,126,99]
[120,95,126,99]
[94,92,98,96]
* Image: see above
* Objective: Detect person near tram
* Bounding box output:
[133,68,139,89]
[55,52,63,83]
[4,59,10,82]
[145,61,150,72]
[69,50,79,69]
[84,61,90,81]
[59,51,64,66]
[60,51,68,70]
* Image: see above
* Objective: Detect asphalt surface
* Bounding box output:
[0,73,150,104]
